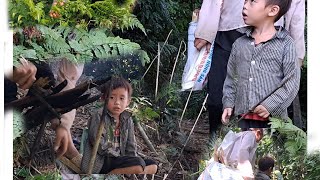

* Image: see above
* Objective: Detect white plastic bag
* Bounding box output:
[217,130,240,166]
[181,10,214,91]
[197,161,244,180]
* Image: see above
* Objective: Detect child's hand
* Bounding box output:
[221,108,233,125]
[253,105,270,118]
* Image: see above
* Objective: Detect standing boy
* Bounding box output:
[81,77,157,174]
[195,0,305,138]
[221,0,300,128]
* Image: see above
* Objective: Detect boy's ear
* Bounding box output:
[127,97,131,106]
[268,5,280,18]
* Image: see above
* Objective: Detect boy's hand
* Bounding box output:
[194,38,211,52]
[221,108,233,125]
[253,105,270,118]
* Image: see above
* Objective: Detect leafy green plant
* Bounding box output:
[269,118,306,155]
[305,151,320,179]
[130,96,159,123]
[13,25,149,66]
[254,118,308,179]
[81,174,122,180]
[9,0,145,34]
[14,167,62,180]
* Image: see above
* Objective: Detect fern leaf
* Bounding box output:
[13,110,26,140]
[93,46,107,59]
[69,40,86,52]
[30,42,53,60]
[13,45,37,65]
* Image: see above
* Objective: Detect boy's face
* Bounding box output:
[242,0,278,26]
[107,88,130,118]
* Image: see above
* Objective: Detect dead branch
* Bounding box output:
[136,121,158,154]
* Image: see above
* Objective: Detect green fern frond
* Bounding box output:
[120,14,146,35]
[13,25,149,65]
[36,25,71,54]
[13,45,37,66]
[13,110,26,140]
[29,42,53,60]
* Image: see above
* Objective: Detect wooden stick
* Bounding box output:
[141,29,173,81]
[58,156,82,174]
[179,87,193,129]
[155,43,160,99]
[170,41,186,84]
[136,121,157,154]
[5,78,109,109]
[51,80,68,94]
[166,94,208,178]
[25,95,101,129]
[29,86,61,120]
[87,102,107,174]
[29,119,49,163]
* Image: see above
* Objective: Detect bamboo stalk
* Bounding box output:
[155,43,160,99]
[170,41,186,84]
[178,87,194,129]
[166,94,208,178]
[87,102,107,174]
[141,29,173,81]
[136,121,158,154]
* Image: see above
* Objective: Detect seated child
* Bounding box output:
[255,156,275,180]
[81,76,157,174]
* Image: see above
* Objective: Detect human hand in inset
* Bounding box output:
[10,58,37,90]
[54,126,70,158]
[221,108,233,125]
[253,105,270,118]
[194,38,211,52]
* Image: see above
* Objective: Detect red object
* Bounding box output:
[240,113,269,121]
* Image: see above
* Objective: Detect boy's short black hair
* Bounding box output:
[100,76,132,99]
[266,0,292,22]
[258,156,275,171]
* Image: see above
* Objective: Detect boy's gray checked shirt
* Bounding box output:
[223,27,300,120]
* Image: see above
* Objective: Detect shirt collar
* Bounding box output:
[243,26,286,39]
[105,108,132,123]
[257,170,271,178]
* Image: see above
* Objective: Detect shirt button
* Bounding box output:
[251,61,255,65]
[249,78,253,82]
[251,42,254,45]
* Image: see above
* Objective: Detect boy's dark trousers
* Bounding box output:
[207,30,244,137]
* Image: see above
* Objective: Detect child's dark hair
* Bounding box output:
[100,76,132,100]
[266,0,292,22]
[258,156,275,171]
